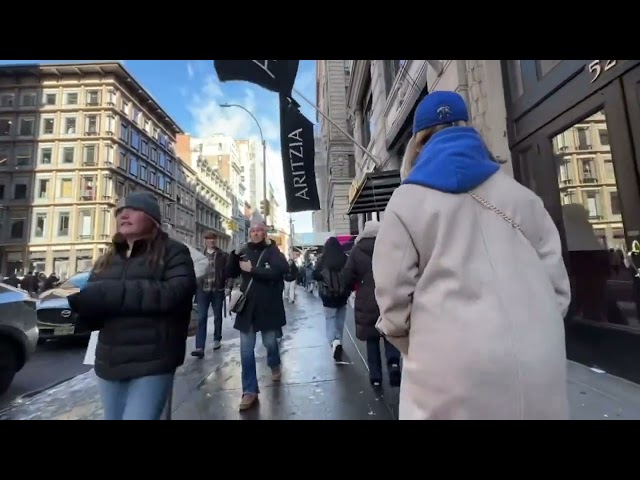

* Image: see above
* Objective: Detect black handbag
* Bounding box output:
[230,248,268,314]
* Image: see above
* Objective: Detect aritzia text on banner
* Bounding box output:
[278,95,320,213]
[213,60,299,96]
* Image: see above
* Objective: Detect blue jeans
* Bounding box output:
[196,289,225,348]
[366,338,400,382]
[240,327,281,395]
[324,306,347,344]
[97,373,174,420]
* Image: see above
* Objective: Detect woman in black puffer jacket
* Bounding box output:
[342,221,401,388]
[68,192,196,420]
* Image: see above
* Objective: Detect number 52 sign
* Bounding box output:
[588,60,619,83]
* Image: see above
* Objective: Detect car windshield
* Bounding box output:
[58,271,91,290]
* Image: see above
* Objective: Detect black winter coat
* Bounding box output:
[68,234,197,381]
[342,237,380,341]
[225,240,288,333]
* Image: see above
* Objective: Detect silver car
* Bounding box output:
[0,283,38,394]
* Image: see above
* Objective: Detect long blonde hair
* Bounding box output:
[400,121,501,180]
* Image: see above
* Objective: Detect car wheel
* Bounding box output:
[0,339,19,395]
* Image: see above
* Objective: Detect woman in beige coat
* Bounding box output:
[373,91,571,420]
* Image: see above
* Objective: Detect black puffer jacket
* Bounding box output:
[342,223,380,341]
[68,233,197,381]
[226,239,288,333]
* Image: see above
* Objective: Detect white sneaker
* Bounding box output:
[332,340,343,361]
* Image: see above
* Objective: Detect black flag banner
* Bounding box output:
[213,60,299,96]
[279,95,320,213]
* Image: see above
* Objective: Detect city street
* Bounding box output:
[3,286,640,420]
[0,339,91,411]
[0,288,397,420]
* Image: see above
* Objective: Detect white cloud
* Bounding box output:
[186,61,318,232]
[186,61,195,79]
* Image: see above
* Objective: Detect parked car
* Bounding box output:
[0,283,39,394]
[36,270,91,343]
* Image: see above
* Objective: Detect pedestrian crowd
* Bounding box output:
[63,90,573,420]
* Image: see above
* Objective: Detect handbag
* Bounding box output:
[228,248,268,314]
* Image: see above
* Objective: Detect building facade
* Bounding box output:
[345,60,511,229]
[174,158,197,247]
[338,59,640,386]
[176,134,233,251]
[0,62,183,278]
[315,60,356,235]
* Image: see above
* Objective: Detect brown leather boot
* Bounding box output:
[239,393,258,411]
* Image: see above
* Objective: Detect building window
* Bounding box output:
[64,117,77,135]
[120,122,129,142]
[599,129,609,146]
[44,93,57,106]
[78,210,94,240]
[86,90,101,106]
[21,93,36,106]
[14,184,27,200]
[33,213,47,238]
[610,190,621,215]
[0,93,14,107]
[37,178,49,199]
[62,146,75,164]
[118,149,127,170]
[79,176,96,201]
[42,118,55,135]
[84,145,97,166]
[19,118,34,136]
[139,163,147,182]
[65,92,78,105]
[129,155,138,177]
[40,147,52,165]
[85,115,99,135]
[0,119,11,136]
[361,92,373,147]
[15,146,31,166]
[58,178,73,198]
[10,218,25,239]
[57,212,70,236]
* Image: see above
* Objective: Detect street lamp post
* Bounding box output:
[220,103,267,223]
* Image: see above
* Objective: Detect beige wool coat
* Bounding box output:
[373,171,571,420]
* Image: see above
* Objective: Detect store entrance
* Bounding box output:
[512,65,640,382]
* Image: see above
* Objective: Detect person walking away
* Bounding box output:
[313,237,351,361]
[67,192,197,420]
[373,91,571,420]
[283,257,299,304]
[226,212,288,411]
[342,220,401,388]
[192,230,230,358]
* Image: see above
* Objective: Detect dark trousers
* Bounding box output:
[195,289,225,349]
[366,337,400,382]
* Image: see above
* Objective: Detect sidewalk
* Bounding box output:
[3,287,640,420]
[0,287,393,420]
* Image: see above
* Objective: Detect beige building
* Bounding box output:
[344,60,512,228]
[315,60,356,235]
[176,134,233,250]
[174,159,197,247]
[0,62,184,278]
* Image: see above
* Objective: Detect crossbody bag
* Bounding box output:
[228,248,268,314]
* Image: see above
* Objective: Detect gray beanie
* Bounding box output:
[115,191,162,225]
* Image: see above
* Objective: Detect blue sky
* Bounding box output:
[0,59,317,232]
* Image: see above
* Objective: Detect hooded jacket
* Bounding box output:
[342,221,381,341]
[374,126,571,420]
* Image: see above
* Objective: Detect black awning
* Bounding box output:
[347,170,401,215]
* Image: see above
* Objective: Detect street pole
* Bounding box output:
[220,103,268,224]
[289,215,295,258]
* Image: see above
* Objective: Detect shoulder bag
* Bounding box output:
[228,248,269,314]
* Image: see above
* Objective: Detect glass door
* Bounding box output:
[536,79,640,380]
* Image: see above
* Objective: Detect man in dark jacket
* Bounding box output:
[342,220,401,388]
[192,230,230,358]
[283,257,299,304]
[226,212,288,411]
